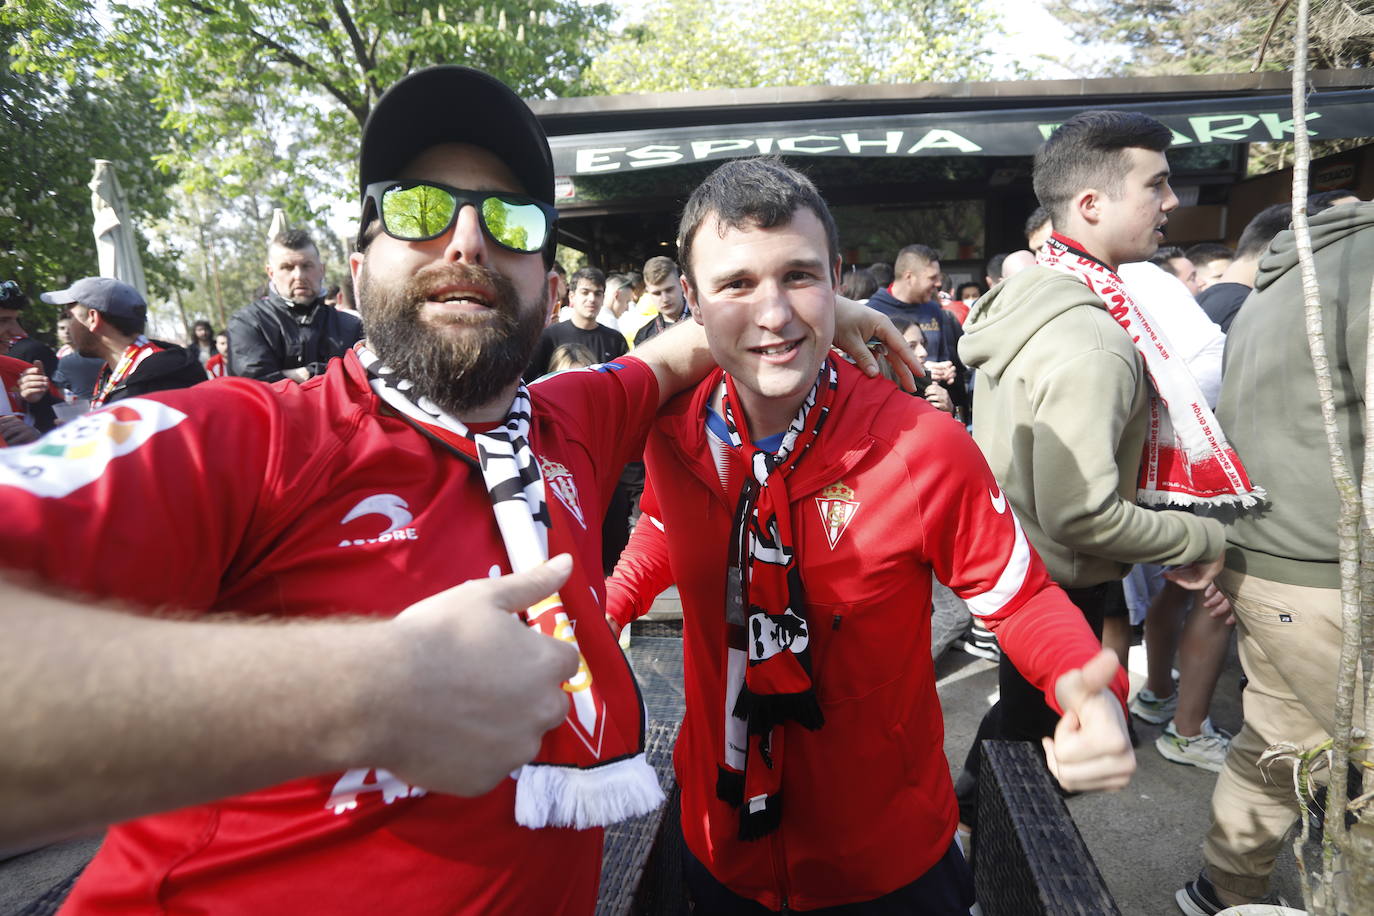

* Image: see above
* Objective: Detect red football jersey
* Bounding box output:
[0,351,658,915]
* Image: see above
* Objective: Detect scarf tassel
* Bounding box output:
[731,684,825,734]
[514,753,665,830]
[737,791,784,841]
[716,765,745,805]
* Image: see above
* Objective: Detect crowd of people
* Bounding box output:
[1,63,1368,916]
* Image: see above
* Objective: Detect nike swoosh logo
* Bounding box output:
[989,487,1007,514]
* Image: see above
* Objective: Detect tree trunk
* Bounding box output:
[1289,0,1368,910]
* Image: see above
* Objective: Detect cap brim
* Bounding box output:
[358,66,553,208]
[40,290,77,305]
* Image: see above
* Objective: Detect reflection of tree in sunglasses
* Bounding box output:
[0,280,21,302]
[380,185,543,252]
[481,200,528,251]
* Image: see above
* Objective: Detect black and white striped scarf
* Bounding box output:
[356,343,664,829]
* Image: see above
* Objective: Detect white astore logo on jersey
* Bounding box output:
[337,493,418,547]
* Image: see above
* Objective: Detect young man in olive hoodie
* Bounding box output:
[954,111,1229,826]
[1175,199,1372,915]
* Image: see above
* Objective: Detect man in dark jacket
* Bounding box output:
[228,229,362,383]
[40,278,206,408]
[867,243,969,418]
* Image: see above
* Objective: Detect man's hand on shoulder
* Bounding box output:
[365,556,580,797]
[1044,648,1136,793]
[833,295,921,392]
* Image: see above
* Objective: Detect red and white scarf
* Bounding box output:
[357,344,663,829]
[715,359,836,839]
[1038,234,1263,507]
[93,337,162,407]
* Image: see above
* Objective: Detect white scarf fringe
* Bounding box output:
[514,754,666,830]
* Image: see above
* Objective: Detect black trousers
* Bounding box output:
[954,580,1123,828]
[683,840,974,915]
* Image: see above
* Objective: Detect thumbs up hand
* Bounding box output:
[1043,648,1136,793]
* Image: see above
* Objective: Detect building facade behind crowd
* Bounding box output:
[227,228,362,382]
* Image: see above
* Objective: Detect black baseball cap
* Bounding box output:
[357,66,554,243]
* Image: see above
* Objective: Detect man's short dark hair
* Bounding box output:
[1033,111,1174,227]
[677,157,838,285]
[1235,203,1292,260]
[270,229,318,255]
[1149,246,1190,279]
[1185,242,1233,267]
[103,310,147,337]
[840,267,877,300]
[1024,205,1051,240]
[1308,190,1358,214]
[642,256,679,287]
[986,253,1009,283]
[551,261,567,278]
[868,262,894,287]
[569,266,605,289]
[894,244,939,277]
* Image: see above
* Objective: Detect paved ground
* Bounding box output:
[0,604,1304,915]
[935,639,1303,915]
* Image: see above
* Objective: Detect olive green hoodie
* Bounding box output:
[1217,201,1373,588]
[958,263,1224,588]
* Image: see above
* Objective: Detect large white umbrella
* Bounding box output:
[267,208,288,245]
[89,159,148,298]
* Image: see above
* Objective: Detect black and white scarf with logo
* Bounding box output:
[356,343,664,829]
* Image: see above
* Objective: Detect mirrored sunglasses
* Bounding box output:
[364,181,557,254]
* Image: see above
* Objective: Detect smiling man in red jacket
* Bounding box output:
[606,157,1136,914]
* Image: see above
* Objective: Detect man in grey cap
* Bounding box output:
[42,277,206,406]
[0,67,911,914]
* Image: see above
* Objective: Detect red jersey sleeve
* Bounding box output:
[529,355,659,496]
[906,411,1128,712]
[605,473,673,628]
[0,383,280,611]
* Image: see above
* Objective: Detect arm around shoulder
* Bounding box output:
[0,560,578,851]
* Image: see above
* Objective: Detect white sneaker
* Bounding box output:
[1130,686,1179,724]
[1156,718,1231,773]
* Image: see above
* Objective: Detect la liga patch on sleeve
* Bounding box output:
[0,399,188,498]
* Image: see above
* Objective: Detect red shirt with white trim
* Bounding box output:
[0,350,659,915]
[607,359,1125,911]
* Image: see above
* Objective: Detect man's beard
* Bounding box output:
[359,260,546,417]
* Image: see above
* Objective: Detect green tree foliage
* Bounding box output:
[110,0,614,211]
[1045,0,1374,174]
[1,0,176,332]
[1047,0,1374,76]
[589,0,997,93]
[7,0,613,336]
